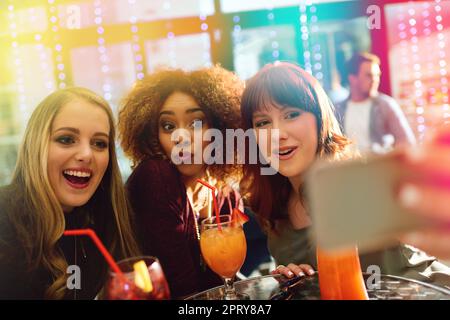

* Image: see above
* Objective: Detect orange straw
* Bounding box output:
[197,179,221,231]
[63,229,124,277]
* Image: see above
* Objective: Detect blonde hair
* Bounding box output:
[10,87,139,299]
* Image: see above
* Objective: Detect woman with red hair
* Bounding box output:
[240,62,450,287]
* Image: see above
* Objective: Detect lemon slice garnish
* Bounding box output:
[133,260,153,293]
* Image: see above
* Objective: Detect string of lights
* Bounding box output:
[48,0,67,90]
[394,3,425,138]
[308,3,323,82]
[199,6,212,67]
[299,0,321,81]
[396,2,410,114]
[433,0,449,120]
[32,6,55,93]
[231,12,242,58]
[93,0,112,101]
[162,1,177,68]
[128,0,145,80]
[299,0,312,74]
[265,4,280,61]
[408,3,425,137]
[7,1,28,122]
[394,0,448,140]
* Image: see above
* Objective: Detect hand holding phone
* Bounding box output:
[305,150,425,253]
[397,126,450,259]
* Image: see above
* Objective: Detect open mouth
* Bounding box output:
[275,147,297,157]
[180,151,192,159]
[63,169,92,187]
[175,151,193,163]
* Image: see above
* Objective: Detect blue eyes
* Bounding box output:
[286,111,301,119]
[55,135,108,150]
[56,136,74,145]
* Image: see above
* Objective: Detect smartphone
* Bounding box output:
[305,150,425,253]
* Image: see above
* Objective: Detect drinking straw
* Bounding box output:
[197,179,222,231]
[63,229,124,277]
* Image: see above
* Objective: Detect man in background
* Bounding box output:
[335,52,416,153]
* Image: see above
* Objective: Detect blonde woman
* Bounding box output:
[0,87,140,299]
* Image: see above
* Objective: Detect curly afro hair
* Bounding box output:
[118,65,244,184]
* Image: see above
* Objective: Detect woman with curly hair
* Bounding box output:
[0,87,140,299]
[118,65,244,298]
[241,62,450,288]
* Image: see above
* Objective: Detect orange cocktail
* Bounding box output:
[200,214,248,299]
[317,246,368,300]
[200,224,246,278]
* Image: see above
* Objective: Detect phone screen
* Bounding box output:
[305,151,424,253]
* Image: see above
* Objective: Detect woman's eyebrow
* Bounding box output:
[159,107,203,117]
[185,107,203,114]
[159,110,174,116]
[54,127,109,138]
[252,112,267,118]
[93,132,109,139]
[54,127,80,134]
[159,107,203,116]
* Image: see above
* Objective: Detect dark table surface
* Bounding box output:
[186,273,450,300]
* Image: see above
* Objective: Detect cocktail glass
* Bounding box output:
[317,246,368,300]
[105,256,170,300]
[200,214,248,300]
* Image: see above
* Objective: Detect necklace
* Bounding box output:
[188,197,206,271]
[187,181,212,220]
[197,187,210,208]
[188,200,201,241]
[192,185,210,214]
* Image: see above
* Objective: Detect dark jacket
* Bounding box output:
[0,185,108,299]
[126,159,222,299]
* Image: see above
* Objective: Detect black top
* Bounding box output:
[126,159,222,299]
[0,185,108,300]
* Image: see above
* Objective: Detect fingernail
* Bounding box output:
[308,270,315,275]
[298,272,305,277]
[287,271,294,278]
[406,147,424,163]
[399,184,422,209]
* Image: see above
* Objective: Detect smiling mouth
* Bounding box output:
[63,170,92,187]
[275,147,297,157]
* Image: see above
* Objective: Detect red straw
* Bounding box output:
[63,229,124,277]
[197,179,222,231]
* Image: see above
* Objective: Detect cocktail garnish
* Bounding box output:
[133,260,153,293]
[232,208,249,227]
